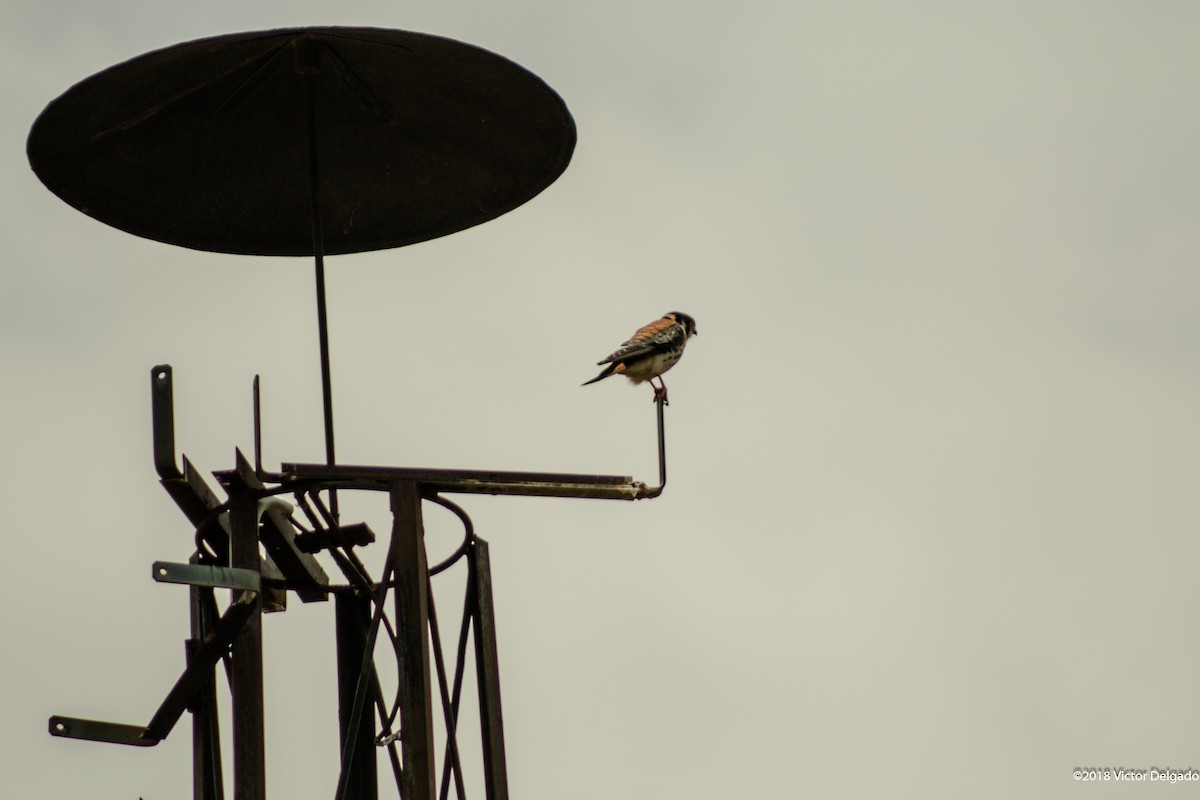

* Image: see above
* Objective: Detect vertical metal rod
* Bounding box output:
[190,554,225,800]
[252,375,264,477]
[313,247,334,469]
[335,594,378,800]
[656,395,667,488]
[471,538,509,800]
[392,482,437,800]
[303,54,338,521]
[229,487,265,800]
[333,557,396,800]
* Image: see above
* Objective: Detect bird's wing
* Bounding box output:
[597,317,684,365]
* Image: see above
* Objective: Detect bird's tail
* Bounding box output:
[581,364,617,386]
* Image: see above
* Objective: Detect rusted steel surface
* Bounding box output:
[228,488,265,800]
[279,463,658,500]
[392,482,437,800]
[51,364,671,800]
[48,591,257,748]
[472,539,509,800]
[335,594,378,800]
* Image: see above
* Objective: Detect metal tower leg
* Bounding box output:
[189,557,225,800]
[471,539,509,800]
[335,593,378,800]
[391,481,437,800]
[229,487,266,800]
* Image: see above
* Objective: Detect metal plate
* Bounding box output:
[27,27,575,256]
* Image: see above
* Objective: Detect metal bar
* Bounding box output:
[471,538,509,800]
[636,394,668,499]
[334,530,401,800]
[439,564,476,799]
[163,456,226,529]
[448,576,474,733]
[335,594,378,800]
[47,718,156,747]
[253,375,264,478]
[155,561,262,593]
[146,590,257,741]
[301,45,339,527]
[231,450,329,602]
[284,464,632,486]
[48,592,256,749]
[190,561,226,800]
[157,453,286,590]
[281,467,651,501]
[392,481,437,800]
[285,392,670,499]
[656,394,667,488]
[305,489,337,530]
[295,490,325,532]
[294,522,375,553]
[427,591,465,800]
[151,365,183,479]
[412,479,650,500]
[329,565,405,794]
[228,486,266,800]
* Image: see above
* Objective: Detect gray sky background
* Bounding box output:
[4,1,1200,798]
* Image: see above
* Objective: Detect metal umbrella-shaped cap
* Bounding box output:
[26,26,576,256]
[27,27,577,491]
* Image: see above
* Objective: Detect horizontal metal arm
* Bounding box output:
[153,561,262,592]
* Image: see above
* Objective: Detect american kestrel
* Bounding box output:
[582,311,698,404]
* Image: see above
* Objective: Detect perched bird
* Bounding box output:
[582,311,698,404]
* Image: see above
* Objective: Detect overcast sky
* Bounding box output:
[5,2,1200,798]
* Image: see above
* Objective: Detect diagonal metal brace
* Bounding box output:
[48,591,258,747]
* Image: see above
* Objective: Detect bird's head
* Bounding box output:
[666,311,698,338]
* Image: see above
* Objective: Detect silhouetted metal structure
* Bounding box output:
[51,365,667,800]
[30,26,673,800]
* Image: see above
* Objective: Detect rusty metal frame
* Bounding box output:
[49,363,671,799]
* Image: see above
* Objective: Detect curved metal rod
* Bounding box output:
[426,494,476,576]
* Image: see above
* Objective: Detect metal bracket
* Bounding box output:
[221,450,330,601]
[47,718,157,747]
[294,522,376,553]
[151,366,327,605]
[153,561,262,593]
[151,365,182,480]
[48,591,258,747]
[279,394,670,500]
